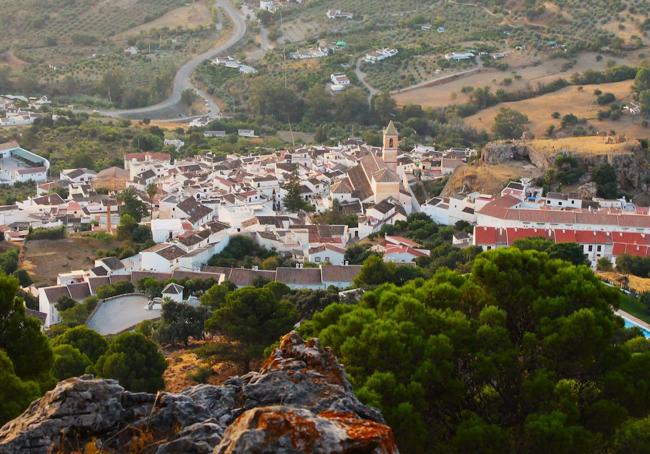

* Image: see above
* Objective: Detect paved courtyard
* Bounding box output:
[87,295,160,335]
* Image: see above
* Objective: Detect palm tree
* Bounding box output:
[146,183,158,220]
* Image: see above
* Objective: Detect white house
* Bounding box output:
[161,283,184,303]
[0,142,50,185]
[60,168,96,184]
[140,243,187,273]
[307,244,346,265]
[151,218,189,243]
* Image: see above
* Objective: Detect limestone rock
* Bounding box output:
[0,333,398,454]
[215,406,398,454]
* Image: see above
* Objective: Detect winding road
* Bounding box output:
[100,0,247,121]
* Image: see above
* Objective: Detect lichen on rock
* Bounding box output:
[0,332,398,454]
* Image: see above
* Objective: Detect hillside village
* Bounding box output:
[0,120,649,335]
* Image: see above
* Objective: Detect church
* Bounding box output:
[330,121,414,213]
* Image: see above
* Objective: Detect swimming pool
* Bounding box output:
[623,318,650,339]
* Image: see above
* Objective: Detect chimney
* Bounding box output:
[106,202,112,233]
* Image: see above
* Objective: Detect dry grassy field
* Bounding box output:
[393,51,644,109]
[525,135,638,157]
[20,236,126,287]
[463,80,649,139]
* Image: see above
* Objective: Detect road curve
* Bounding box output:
[100,0,247,121]
[355,57,378,105]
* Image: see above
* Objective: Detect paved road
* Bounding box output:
[99,0,247,121]
[355,57,379,105]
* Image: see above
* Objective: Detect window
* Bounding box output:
[588,245,593,252]
[597,245,602,252]
[314,257,321,263]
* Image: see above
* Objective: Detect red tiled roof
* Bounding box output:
[124,152,170,162]
[613,243,650,257]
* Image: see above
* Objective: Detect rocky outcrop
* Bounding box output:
[475,140,650,202]
[0,333,398,454]
[480,142,534,166]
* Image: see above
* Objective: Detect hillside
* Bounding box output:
[464,80,648,139]
[442,136,649,199]
[0,0,220,108]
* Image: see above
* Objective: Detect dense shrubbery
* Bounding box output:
[616,255,650,278]
[26,226,65,241]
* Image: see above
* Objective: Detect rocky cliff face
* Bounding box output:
[476,140,650,202]
[0,333,398,454]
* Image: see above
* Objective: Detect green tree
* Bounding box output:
[314,126,328,143]
[181,88,198,107]
[146,183,158,219]
[493,108,529,139]
[0,350,40,424]
[283,174,309,212]
[95,281,134,299]
[52,325,108,363]
[304,85,333,123]
[12,269,32,287]
[0,248,19,274]
[205,287,298,371]
[334,88,370,123]
[156,301,207,346]
[200,282,232,309]
[614,417,650,453]
[372,91,397,125]
[639,90,650,115]
[301,248,642,452]
[52,344,92,380]
[55,295,77,312]
[0,275,53,387]
[345,244,374,265]
[597,257,613,272]
[513,238,588,266]
[634,65,650,93]
[95,332,167,393]
[592,163,618,199]
[117,187,148,222]
[354,255,393,287]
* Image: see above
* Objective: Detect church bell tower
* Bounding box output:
[382,121,398,172]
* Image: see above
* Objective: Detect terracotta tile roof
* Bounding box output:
[130,271,173,283]
[43,286,71,303]
[156,245,187,261]
[276,267,322,285]
[87,277,110,294]
[321,265,361,283]
[67,282,91,301]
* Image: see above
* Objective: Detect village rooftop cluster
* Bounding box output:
[1,122,649,333]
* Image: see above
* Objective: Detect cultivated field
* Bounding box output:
[463,80,649,139]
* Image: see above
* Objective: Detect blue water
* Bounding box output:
[623,318,650,338]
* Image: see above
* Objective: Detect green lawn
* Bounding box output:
[619,293,650,324]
